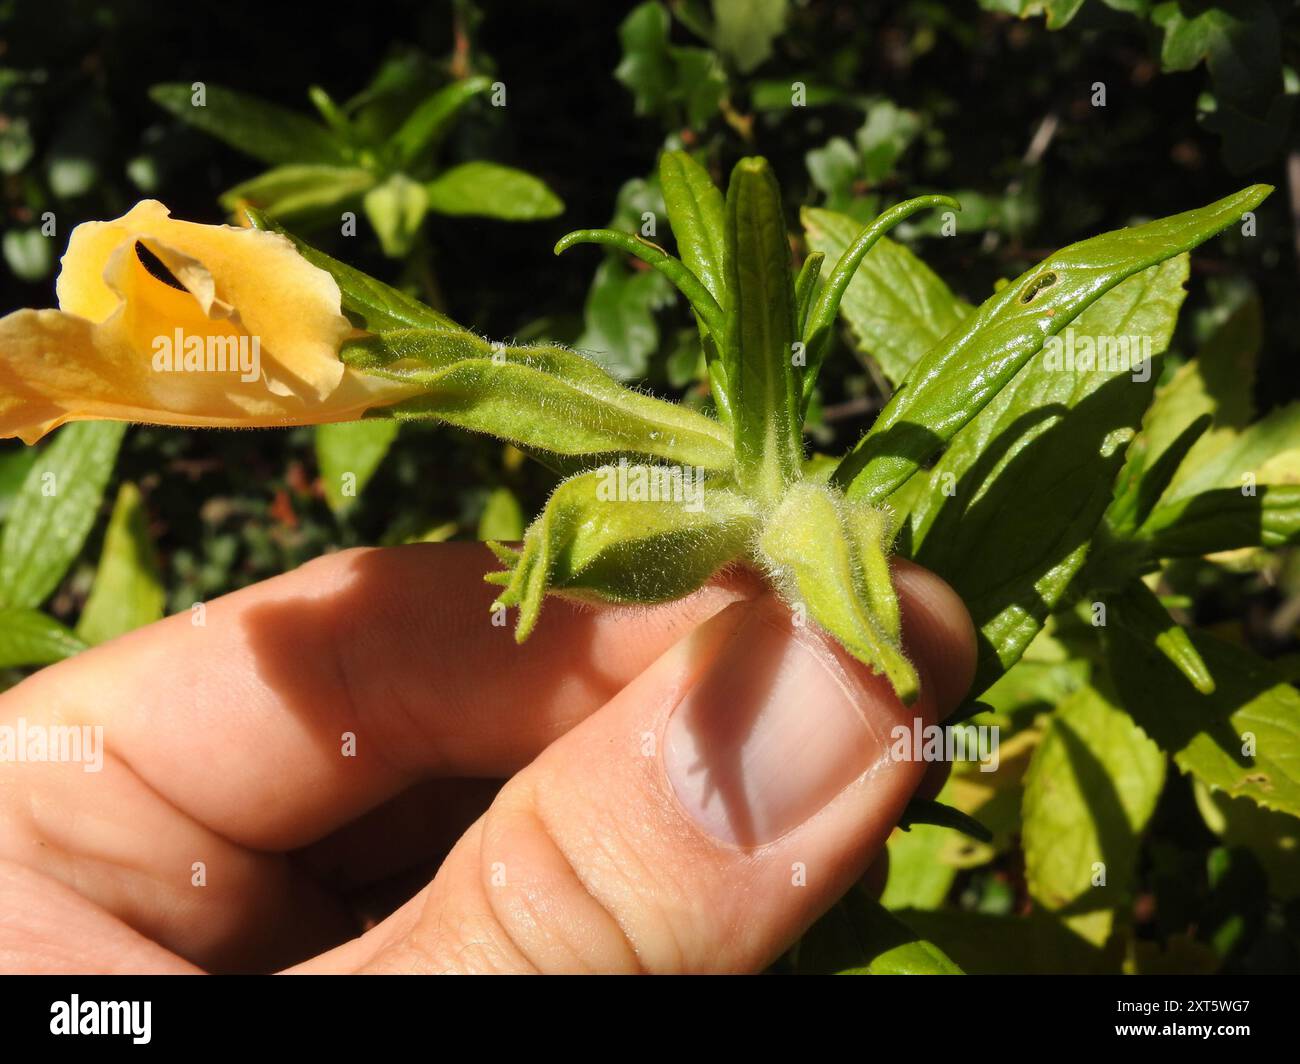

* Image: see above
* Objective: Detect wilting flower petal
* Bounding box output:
[0,200,418,443]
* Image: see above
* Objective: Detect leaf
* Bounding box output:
[1137,483,1300,555]
[712,0,788,73]
[388,76,493,168]
[0,423,125,610]
[724,157,801,500]
[75,482,164,645]
[1157,401,1300,505]
[364,173,429,258]
[477,486,526,542]
[555,229,725,341]
[758,481,918,702]
[1105,627,1300,818]
[246,208,460,332]
[220,164,375,227]
[615,2,727,129]
[1109,578,1215,694]
[149,83,344,166]
[344,330,734,471]
[490,466,756,639]
[0,446,37,524]
[800,196,961,403]
[0,607,86,668]
[659,150,727,305]
[1194,780,1300,901]
[802,206,972,387]
[793,888,963,974]
[426,161,564,221]
[899,256,1189,693]
[315,420,400,513]
[835,184,1273,505]
[881,820,958,911]
[1021,683,1166,942]
[574,257,675,380]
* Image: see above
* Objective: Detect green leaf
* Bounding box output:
[2,228,54,282]
[899,255,1189,692]
[0,423,125,610]
[245,208,459,332]
[344,330,734,471]
[490,466,756,639]
[659,150,727,305]
[758,480,918,702]
[800,196,962,403]
[315,420,400,513]
[573,257,675,380]
[75,483,164,645]
[426,161,564,221]
[364,173,429,258]
[1106,628,1300,818]
[0,607,87,669]
[477,486,526,542]
[1194,781,1300,901]
[1107,578,1215,695]
[555,229,725,341]
[978,0,1088,31]
[1021,683,1166,938]
[615,2,727,129]
[712,0,788,73]
[835,184,1273,505]
[0,446,38,523]
[149,83,344,166]
[802,206,972,387]
[1156,401,1300,505]
[724,157,802,500]
[1138,483,1300,555]
[388,76,492,169]
[220,164,375,227]
[793,888,963,974]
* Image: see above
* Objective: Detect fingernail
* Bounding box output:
[664,599,889,846]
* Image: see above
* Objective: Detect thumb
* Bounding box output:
[362,562,975,974]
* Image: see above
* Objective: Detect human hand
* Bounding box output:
[0,543,973,974]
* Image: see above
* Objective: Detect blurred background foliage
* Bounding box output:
[2,0,1299,973]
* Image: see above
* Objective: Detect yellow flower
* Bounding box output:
[0,200,418,444]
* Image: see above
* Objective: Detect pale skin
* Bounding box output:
[0,543,975,974]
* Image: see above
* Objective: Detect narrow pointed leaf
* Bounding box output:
[802,206,972,386]
[150,83,345,166]
[802,195,960,401]
[491,467,757,639]
[0,422,125,609]
[794,251,824,336]
[758,481,918,702]
[75,482,165,645]
[555,229,726,341]
[1108,578,1215,695]
[220,164,375,228]
[659,150,727,303]
[724,157,802,500]
[0,607,87,668]
[897,255,1189,692]
[836,184,1273,504]
[344,331,733,470]
[388,76,492,168]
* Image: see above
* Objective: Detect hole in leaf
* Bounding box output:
[1018,270,1058,305]
[135,241,187,292]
